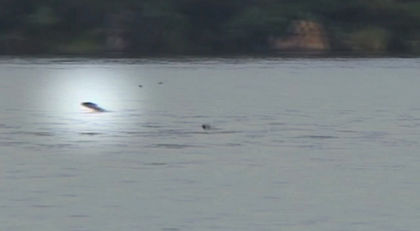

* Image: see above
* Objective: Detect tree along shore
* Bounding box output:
[1,0,419,55]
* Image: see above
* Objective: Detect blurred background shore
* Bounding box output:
[1,0,419,56]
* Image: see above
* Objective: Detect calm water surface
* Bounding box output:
[0,57,419,231]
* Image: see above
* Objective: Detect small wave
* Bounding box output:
[9,131,55,137]
[0,141,26,147]
[143,162,168,166]
[36,143,74,149]
[26,131,55,137]
[79,132,102,136]
[149,143,198,149]
[295,135,338,139]
[336,129,358,133]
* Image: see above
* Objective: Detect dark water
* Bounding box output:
[0,57,419,230]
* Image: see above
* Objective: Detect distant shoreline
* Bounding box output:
[0,51,418,59]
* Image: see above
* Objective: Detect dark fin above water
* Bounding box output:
[81,102,106,112]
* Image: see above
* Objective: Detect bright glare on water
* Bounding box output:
[0,57,419,231]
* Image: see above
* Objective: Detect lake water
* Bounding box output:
[0,57,419,231]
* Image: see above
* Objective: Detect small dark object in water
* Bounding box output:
[81,102,106,112]
[138,85,143,88]
[201,124,211,130]
[158,81,163,85]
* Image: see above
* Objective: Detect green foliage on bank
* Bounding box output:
[0,0,419,55]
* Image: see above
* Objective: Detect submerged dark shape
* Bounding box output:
[81,102,106,112]
[201,124,212,130]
